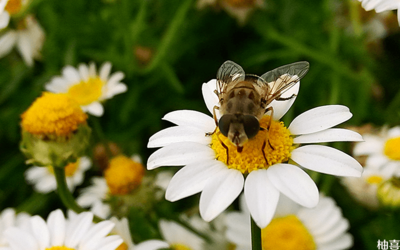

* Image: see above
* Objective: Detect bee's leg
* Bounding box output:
[276,94,297,101]
[206,106,220,136]
[216,132,229,164]
[261,140,269,166]
[263,107,275,151]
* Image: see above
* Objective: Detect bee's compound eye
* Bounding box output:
[219,115,234,137]
[243,115,260,139]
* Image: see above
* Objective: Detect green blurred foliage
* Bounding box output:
[1,0,400,248]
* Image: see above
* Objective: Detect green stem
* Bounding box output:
[90,117,113,159]
[251,217,262,250]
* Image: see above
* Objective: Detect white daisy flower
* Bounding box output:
[3,209,123,250]
[158,219,205,250]
[225,195,353,250]
[147,79,363,228]
[110,217,169,250]
[353,126,400,169]
[77,177,111,219]
[25,156,91,193]
[45,61,127,117]
[0,15,45,66]
[358,0,400,25]
[0,208,30,248]
[341,162,399,209]
[0,0,31,29]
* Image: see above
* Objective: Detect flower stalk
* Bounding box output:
[251,216,262,250]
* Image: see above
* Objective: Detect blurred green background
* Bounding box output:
[1,0,400,249]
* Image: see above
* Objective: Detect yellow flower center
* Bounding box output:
[115,242,129,250]
[211,116,294,174]
[104,155,145,195]
[171,244,192,250]
[45,247,75,250]
[262,215,316,250]
[67,77,104,106]
[5,0,22,15]
[222,0,256,8]
[46,159,79,177]
[366,175,383,185]
[21,92,87,137]
[384,137,400,160]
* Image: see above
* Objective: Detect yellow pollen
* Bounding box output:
[261,215,316,250]
[104,155,145,195]
[67,77,104,106]
[115,242,129,250]
[211,115,294,174]
[5,0,22,15]
[171,244,192,250]
[222,0,256,8]
[366,175,383,185]
[21,92,87,137]
[45,247,75,250]
[384,137,400,160]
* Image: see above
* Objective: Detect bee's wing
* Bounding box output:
[216,60,245,96]
[260,61,309,104]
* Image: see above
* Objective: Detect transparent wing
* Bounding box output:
[260,61,309,104]
[216,60,245,96]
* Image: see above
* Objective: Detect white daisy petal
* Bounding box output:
[163,110,216,131]
[200,168,244,221]
[47,209,66,246]
[267,163,319,208]
[288,105,352,135]
[82,102,104,117]
[78,64,90,82]
[95,235,124,250]
[62,66,81,84]
[291,145,363,177]
[147,142,215,170]
[79,221,115,250]
[107,71,125,86]
[387,126,400,138]
[65,212,93,248]
[317,234,353,250]
[135,240,170,250]
[225,212,251,246]
[105,83,127,97]
[166,160,226,201]
[315,219,349,244]
[0,11,10,29]
[148,126,211,148]
[293,128,363,144]
[99,62,112,82]
[45,77,70,93]
[202,80,220,117]
[244,169,280,228]
[4,227,39,250]
[0,30,17,58]
[29,216,50,249]
[269,81,300,120]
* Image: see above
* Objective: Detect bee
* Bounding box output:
[208,60,310,163]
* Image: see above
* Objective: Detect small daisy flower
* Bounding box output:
[158,219,205,250]
[0,0,31,29]
[148,79,363,228]
[358,0,400,25]
[353,126,400,169]
[225,195,353,250]
[0,208,30,248]
[0,15,45,66]
[197,0,264,24]
[45,62,127,117]
[377,174,400,209]
[3,209,123,250]
[25,156,91,193]
[77,155,147,219]
[110,217,169,250]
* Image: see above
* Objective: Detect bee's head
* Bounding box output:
[219,114,260,150]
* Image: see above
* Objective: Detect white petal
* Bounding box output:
[95,235,124,250]
[103,83,127,99]
[353,134,384,156]
[4,227,39,250]
[199,168,244,221]
[99,62,112,82]
[267,163,319,208]
[135,240,170,250]
[148,126,211,148]
[387,126,400,137]
[147,142,215,170]
[202,80,220,117]
[45,77,70,93]
[79,221,115,250]
[0,30,17,58]
[62,66,81,84]
[47,209,66,246]
[82,102,104,117]
[293,128,363,144]
[166,160,226,201]
[29,216,50,249]
[269,81,300,120]
[65,212,93,248]
[78,64,90,82]
[0,11,10,29]
[288,105,352,135]
[162,110,216,131]
[317,234,353,250]
[225,212,251,246]
[244,169,280,228]
[291,145,363,177]
[315,219,349,244]
[365,154,389,168]
[17,31,35,66]
[107,71,124,86]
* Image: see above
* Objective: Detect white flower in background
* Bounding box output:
[25,156,91,193]
[0,15,45,66]
[3,209,123,250]
[45,61,127,117]
[353,126,400,169]
[0,208,30,248]
[197,0,265,24]
[147,79,363,228]
[0,0,31,29]
[341,162,399,209]
[77,177,111,219]
[110,217,169,250]
[158,220,205,250]
[0,0,10,29]
[225,195,353,250]
[358,0,400,25]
